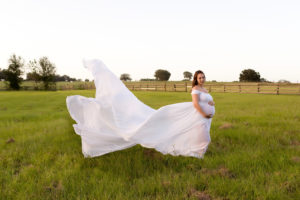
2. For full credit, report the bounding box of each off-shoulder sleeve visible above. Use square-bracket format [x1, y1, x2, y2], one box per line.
[191, 89, 200, 94]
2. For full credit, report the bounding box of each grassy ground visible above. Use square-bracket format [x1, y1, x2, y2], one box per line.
[0, 90, 299, 200]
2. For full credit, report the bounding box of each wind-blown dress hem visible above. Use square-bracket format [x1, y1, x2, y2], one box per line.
[66, 59, 214, 158]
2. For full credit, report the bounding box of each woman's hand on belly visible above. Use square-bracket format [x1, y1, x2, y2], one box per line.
[208, 101, 215, 106]
[199, 102, 215, 118]
[205, 114, 213, 118]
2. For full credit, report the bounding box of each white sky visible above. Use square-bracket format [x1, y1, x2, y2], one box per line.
[0, 0, 299, 82]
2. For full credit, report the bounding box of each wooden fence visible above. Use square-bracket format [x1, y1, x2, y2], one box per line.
[123, 82, 300, 95]
[1, 82, 300, 95]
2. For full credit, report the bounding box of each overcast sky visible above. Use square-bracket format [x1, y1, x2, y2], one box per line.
[0, 0, 299, 82]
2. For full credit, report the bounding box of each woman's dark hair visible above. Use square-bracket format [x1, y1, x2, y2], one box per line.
[192, 70, 205, 88]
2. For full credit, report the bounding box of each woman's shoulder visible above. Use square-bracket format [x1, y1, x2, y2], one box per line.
[191, 89, 200, 94]
[192, 86, 200, 91]
[192, 86, 208, 93]
[191, 86, 201, 94]
[191, 86, 198, 91]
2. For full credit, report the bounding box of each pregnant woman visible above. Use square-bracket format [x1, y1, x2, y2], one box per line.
[66, 59, 215, 159]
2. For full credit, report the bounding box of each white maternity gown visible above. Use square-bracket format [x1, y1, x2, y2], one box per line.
[66, 59, 215, 159]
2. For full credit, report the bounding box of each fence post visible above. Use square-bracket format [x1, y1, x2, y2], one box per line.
[224, 85, 226, 93]
[277, 84, 279, 95]
[164, 83, 166, 92]
[185, 82, 187, 92]
[174, 84, 176, 92]
[209, 85, 211, 92]
[239, 85, 241, 93]
[133, 85, 135, 91]
[257, 84, 260, 93]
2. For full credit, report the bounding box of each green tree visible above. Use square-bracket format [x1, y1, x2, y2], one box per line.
[0, 68, 6, 80]
[36, 57, 56, 90]
[3, 54, 25, 90]
[26, 72, 39, 81]
[26, 59, 41, 89]
[183, 71, 192, 80]
[239, 69, 261, 82]
[154, 69, 171, 81]
[260, 78, 269, 82]
[120, 73, 132, 81]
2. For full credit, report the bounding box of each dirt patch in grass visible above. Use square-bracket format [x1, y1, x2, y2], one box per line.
[162, 181, 171, 187]
[291, 156, 300, 163]
[290, 139, 300, 146]
[243, 121, 251, 126]
[6, 138, 15, 144]
[200, 166, 236, 179]
[281, 181, 297, 193]
[45, 180, 64, 192]
[188, 188, 211, 200]
[219, 123, 233, 129]
[143, 148, 163, 160]
[0, 106, 7, 111]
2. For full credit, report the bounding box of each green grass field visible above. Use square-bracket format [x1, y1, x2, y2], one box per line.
[0, 91, 299, 200]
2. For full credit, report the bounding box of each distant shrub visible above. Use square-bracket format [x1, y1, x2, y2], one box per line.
[239, 69, 260, 82]
[278, 79, 291, 84]
[120, 73, 132, 81]
[183, 71, 192, 80]
[140, 78, 156, 81]
[154, 69, 171, 81]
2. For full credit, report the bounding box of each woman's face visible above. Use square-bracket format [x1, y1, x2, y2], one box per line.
[197, 73, 205, 85]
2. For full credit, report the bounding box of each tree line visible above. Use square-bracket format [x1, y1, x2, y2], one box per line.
[120, 68, 270, 83]
[1, 54, 280, 91]
[0, 54, 87, 90]
[120, 70, 193, 81]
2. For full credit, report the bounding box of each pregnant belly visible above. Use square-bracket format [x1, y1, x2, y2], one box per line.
[199, 102, 215, 116]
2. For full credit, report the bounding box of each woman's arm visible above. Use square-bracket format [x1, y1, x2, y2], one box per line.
[192, 94, 212, 118]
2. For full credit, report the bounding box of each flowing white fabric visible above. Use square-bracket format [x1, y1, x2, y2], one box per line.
[66, 59, 215, 158]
